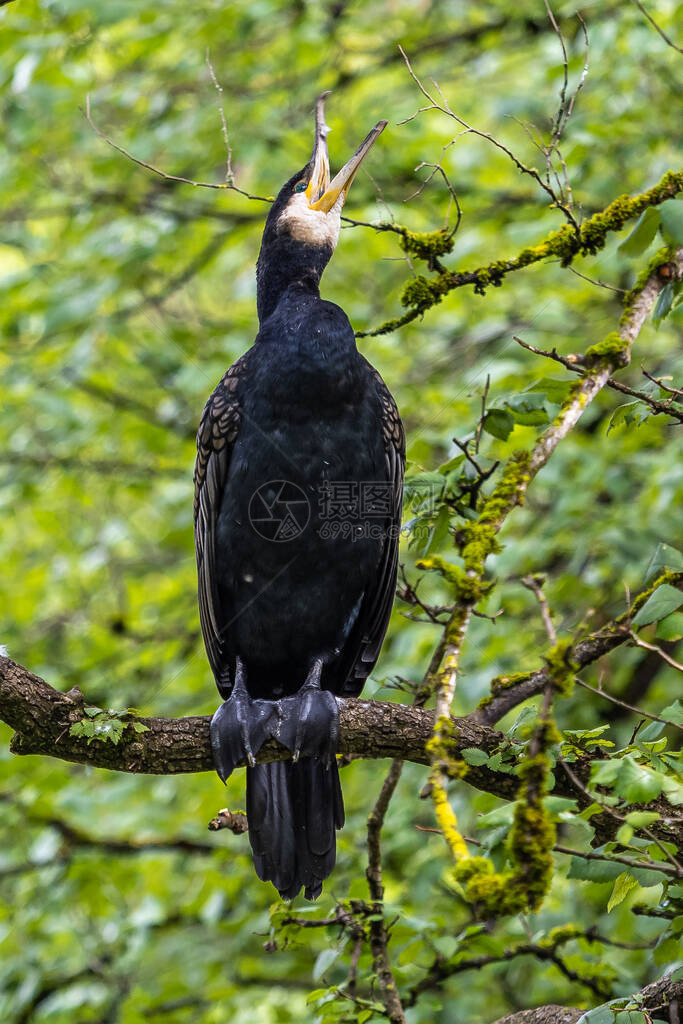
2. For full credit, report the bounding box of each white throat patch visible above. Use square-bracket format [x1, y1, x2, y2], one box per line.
[277, 192, 343, 250]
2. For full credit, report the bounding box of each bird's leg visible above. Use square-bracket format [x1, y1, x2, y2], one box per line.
[277, 657, 340, 767]
[210, 657, 278, 783]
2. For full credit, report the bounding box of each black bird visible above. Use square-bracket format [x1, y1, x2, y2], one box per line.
[194, 95, 404, 901]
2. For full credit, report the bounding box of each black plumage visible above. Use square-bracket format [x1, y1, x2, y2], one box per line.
[194, 97, 404, 900]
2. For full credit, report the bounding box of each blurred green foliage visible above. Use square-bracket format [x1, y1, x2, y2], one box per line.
[0, 0, 681, 1020]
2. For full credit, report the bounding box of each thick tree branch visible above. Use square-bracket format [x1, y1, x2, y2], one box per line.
[0, 654, 497, 774]
[362, 170, 682, 337]
[490, 971, 683, 1024]
[2, 655, 680, 849]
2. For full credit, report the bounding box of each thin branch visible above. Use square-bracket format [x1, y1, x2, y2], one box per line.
[573, 675, 683, 730]
[83, 95, 269, 202]
[630, 0, 683, 53]
[560, 759, 683, 875]
[520, 575, 557, 643]
[513, 333, 683, 425]
[629, 630, 683, 673]
[407, 930, 611, 1007]
[568, 266, 626, 293]
[205, 50, 234, 183]
[554, 843, 680, 878]
[397, 45, 580, 230]
[642, 368, 683, 397]
[366, 759, 406, 1024]
[360, 170, 682, 337]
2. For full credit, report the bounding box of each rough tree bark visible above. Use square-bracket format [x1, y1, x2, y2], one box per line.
[491, 971, 682, 1024]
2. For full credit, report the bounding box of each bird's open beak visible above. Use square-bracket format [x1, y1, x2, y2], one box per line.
[305, 93, 387, 214]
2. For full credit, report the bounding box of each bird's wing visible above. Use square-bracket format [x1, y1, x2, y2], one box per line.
[340, 361, 405, 697]
[193, 358, 245, 693]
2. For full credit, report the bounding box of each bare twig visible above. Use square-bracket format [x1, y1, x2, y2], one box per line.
[573, 675, 683, 731]
[404, 161, 463, 241]
[513, 334, 683, 425]
[406, 928, 612, 1006]
[398, 44, 580, 230]
[366, 758, 406, 1023]
[629, 631, 683, 673]
[554, 843, 680, 878]
[83, 95, 268, 202]
[641, 367, 683, 398]
[205, 50, 234, 183]
[207, 808, 249, 834]
[630, 0, 683, 53]
[569, 266, 626, 293]
[520, 575, 557, 643]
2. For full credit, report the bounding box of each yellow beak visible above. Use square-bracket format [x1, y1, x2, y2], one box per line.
[305, 93, 387, 213]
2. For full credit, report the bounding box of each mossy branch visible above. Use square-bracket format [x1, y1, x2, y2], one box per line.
[1, 656, 679, 846]
[412, 247, 682, 911]
[475, 569, 683, 725]
[359, 169, 682, 337]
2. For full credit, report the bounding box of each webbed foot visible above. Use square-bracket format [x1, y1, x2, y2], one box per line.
[210, 658, 277, 782]
[277, 658, 339, 766]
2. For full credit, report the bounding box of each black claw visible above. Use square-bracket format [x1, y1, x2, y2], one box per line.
[210, 694, 277, 781]
[277, 671, 339, 765]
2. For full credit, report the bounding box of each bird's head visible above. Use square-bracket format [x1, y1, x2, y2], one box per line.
[256, 94, 387, 322]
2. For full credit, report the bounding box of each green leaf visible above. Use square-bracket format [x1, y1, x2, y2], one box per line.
[577, 1003, 621, 1024]
[656, 611, 683, 641]
[505, 392, 549, 426]
[637, 719, 666, 742]
[645, 542, 683, 581]
[616, 824, 633, 845]
[659, 198, 683, 246]
[437, 455, 465, 475]
[526, 377, 572, 404]
[652, 282, 674, 328]
[614, 756, 664, 803]
[482, 408, 515, 441]
[313, 948, 340, 982]
[625, 811, 660, 828]
[661, 775, 683, 806]
[632, 584, 683, 626]
[131, 721, 150, 734]
[607, 872, 639, 911]
[660, 700, 683, 726]
[432, 935, 459, 958]
[617, 206, 660, 256]
[591, 759, 621, 786]
[476, 803, 516, 829]
[567, 856, 622, 883]
[460, 747, 489, 766]
[69, 720, 95, 740]
[607, 401, 642, 434]
[306, 989, 329, 1004]
[654, 936, 682, 968]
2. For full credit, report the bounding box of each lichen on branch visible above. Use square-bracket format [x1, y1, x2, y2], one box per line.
[360, 169, 682, 337]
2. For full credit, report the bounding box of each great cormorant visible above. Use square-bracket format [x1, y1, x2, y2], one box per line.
[194, 95, 405, 900]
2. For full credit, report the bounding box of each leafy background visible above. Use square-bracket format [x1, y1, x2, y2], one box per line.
[0, 0, 681, 1021]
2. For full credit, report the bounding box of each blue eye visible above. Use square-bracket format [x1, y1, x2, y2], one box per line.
[294, 182, 307, 193]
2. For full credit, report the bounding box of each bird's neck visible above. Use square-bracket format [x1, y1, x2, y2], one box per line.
[256, 239, 332, 323]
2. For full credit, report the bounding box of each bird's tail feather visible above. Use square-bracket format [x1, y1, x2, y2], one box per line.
[246, 758, 344, 901]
